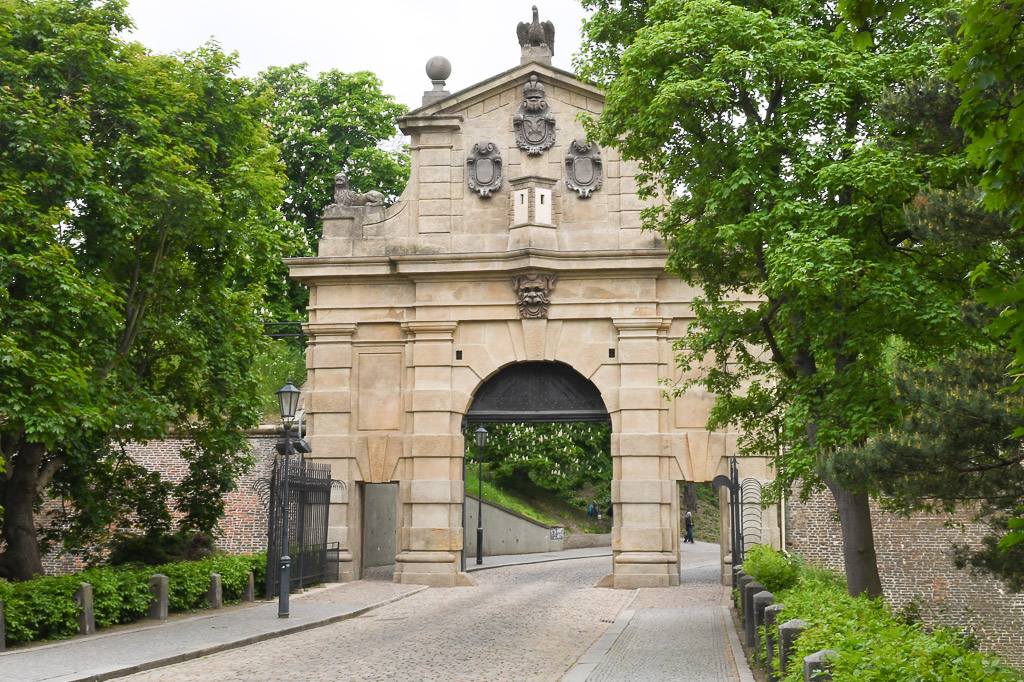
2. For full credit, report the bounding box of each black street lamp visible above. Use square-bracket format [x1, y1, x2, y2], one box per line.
[474, 426, 488, 565]
[276, 380, 301, 619]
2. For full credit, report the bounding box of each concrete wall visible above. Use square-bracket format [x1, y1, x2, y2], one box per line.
[363, 483, 399, 568]
[788, 487, 1024, 670]
[463, 494, 564, 557]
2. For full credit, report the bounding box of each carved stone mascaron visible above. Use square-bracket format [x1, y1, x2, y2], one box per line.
[513, 76, 556, 156]
[565, 139, 603, 198]
[466, 142, 503, 198]
[512, 272, 557, 319]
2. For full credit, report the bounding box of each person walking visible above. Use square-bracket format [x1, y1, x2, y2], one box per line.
[684, 510, 694, 544]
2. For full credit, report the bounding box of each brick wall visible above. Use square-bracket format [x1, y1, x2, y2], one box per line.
[41, 432, 277, 574]
[788, 487, 1024, 669]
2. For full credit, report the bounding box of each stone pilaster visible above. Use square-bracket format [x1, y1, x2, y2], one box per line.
[609, 318, 679, 588]
[304, 323, 359, 581]
[395, 322, 472, 586]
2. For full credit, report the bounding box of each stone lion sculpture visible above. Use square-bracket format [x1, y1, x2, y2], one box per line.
[331, 172, 385, 207]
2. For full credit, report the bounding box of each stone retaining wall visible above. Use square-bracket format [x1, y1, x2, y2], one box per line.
[787, 487, 1024, 668]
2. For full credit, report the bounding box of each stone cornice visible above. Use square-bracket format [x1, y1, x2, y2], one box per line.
[286, 248, 670, 284]
[303, 322, 357, 337]
[398, 114, 464, 135]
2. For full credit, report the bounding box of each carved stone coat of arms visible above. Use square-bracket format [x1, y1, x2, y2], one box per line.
[513, 75, 556, 155]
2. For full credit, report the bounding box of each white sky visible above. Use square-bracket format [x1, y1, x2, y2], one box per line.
[124, 1, 591, 111]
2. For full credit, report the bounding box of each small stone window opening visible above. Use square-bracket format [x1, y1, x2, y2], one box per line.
[609, 348, 616, 358]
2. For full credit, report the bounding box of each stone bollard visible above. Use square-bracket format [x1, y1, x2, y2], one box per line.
[0, 598, 5, 652]
[243, 571, 255, 603]
[148, 574, 169, 620]
[74, 583, 95, 635]
[752, 590, 774, 660]
[743, 580, 765, 646]
[778, 619, 809, 676]
[734, 568, 746, 608]
[737, 574, 753, 616]
[764, 603, 785, 682]
[207, 573, 223, 609]
[803, 649, 837, 681]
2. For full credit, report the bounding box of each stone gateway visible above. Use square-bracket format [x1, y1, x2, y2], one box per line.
[285, 11, 772, 588]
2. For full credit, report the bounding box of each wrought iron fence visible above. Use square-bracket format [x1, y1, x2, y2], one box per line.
[264, 457, 337, 599]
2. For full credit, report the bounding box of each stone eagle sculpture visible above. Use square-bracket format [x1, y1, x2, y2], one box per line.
[517, 6, 555, 56]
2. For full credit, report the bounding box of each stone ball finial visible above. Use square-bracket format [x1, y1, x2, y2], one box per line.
[426, 56, 452, 84]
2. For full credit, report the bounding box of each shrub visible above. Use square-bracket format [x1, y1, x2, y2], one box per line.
[154, 553, 265, 611]
[741, 544, 799, 593]
[79, 565, 151, 628]
[0, 574, 81, 643]
[0, 551, 266, 647]
[771, 569, 1022, 681]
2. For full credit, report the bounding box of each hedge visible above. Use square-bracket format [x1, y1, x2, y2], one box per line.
[741, 546, 1022, 681]
[0, 552, 266, 646]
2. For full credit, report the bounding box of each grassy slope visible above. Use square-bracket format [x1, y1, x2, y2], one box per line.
[689, 482, 722, 544]
[465, 468, 611, 534]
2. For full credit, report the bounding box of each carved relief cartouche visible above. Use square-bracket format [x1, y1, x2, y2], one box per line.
[513, 75, 556, 156]
[565, 139, 603, 198]
[466, 142, 503, 198]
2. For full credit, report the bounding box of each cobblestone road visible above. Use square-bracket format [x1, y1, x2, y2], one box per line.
[125, 557, 632, 682]
[123, 543, 743, 682]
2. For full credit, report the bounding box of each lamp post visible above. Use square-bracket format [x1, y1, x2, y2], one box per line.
[474, 426, 488, 565]
[276, 380, 301, 619]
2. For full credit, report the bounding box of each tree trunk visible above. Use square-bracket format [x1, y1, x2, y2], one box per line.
[683, 481, 697, 512]
[825, 479, 883, 599]
[0, 442, 46, 580]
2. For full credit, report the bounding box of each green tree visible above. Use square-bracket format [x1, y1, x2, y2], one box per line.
[851, 346, 1024, 589]
[843, 0, 1024, 575]
[836, 70, 1024, 588]
[577, 0, 976, 597]
[253, 65, 409, 321]
[470, 422, 612, 509]
[952, 0, 1024, 555]
[0, 0, 286, 579]
[952, 0, 1024, 229]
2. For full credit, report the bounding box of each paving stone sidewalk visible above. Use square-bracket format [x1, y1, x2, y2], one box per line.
[0, 579, 422, 682]
[562, 541, 755, 682]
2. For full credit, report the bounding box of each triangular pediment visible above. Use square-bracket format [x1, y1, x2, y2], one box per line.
[404, 61, 603, 122]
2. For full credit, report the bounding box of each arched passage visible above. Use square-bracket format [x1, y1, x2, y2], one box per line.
[462, 361, 612, 572]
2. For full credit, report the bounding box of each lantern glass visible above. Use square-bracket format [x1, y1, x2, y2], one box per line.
[276, 380, 301, 422]
[474, 426, 488, 449]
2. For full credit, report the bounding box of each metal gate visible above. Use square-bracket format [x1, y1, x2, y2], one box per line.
[265, 457, 338, 599]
